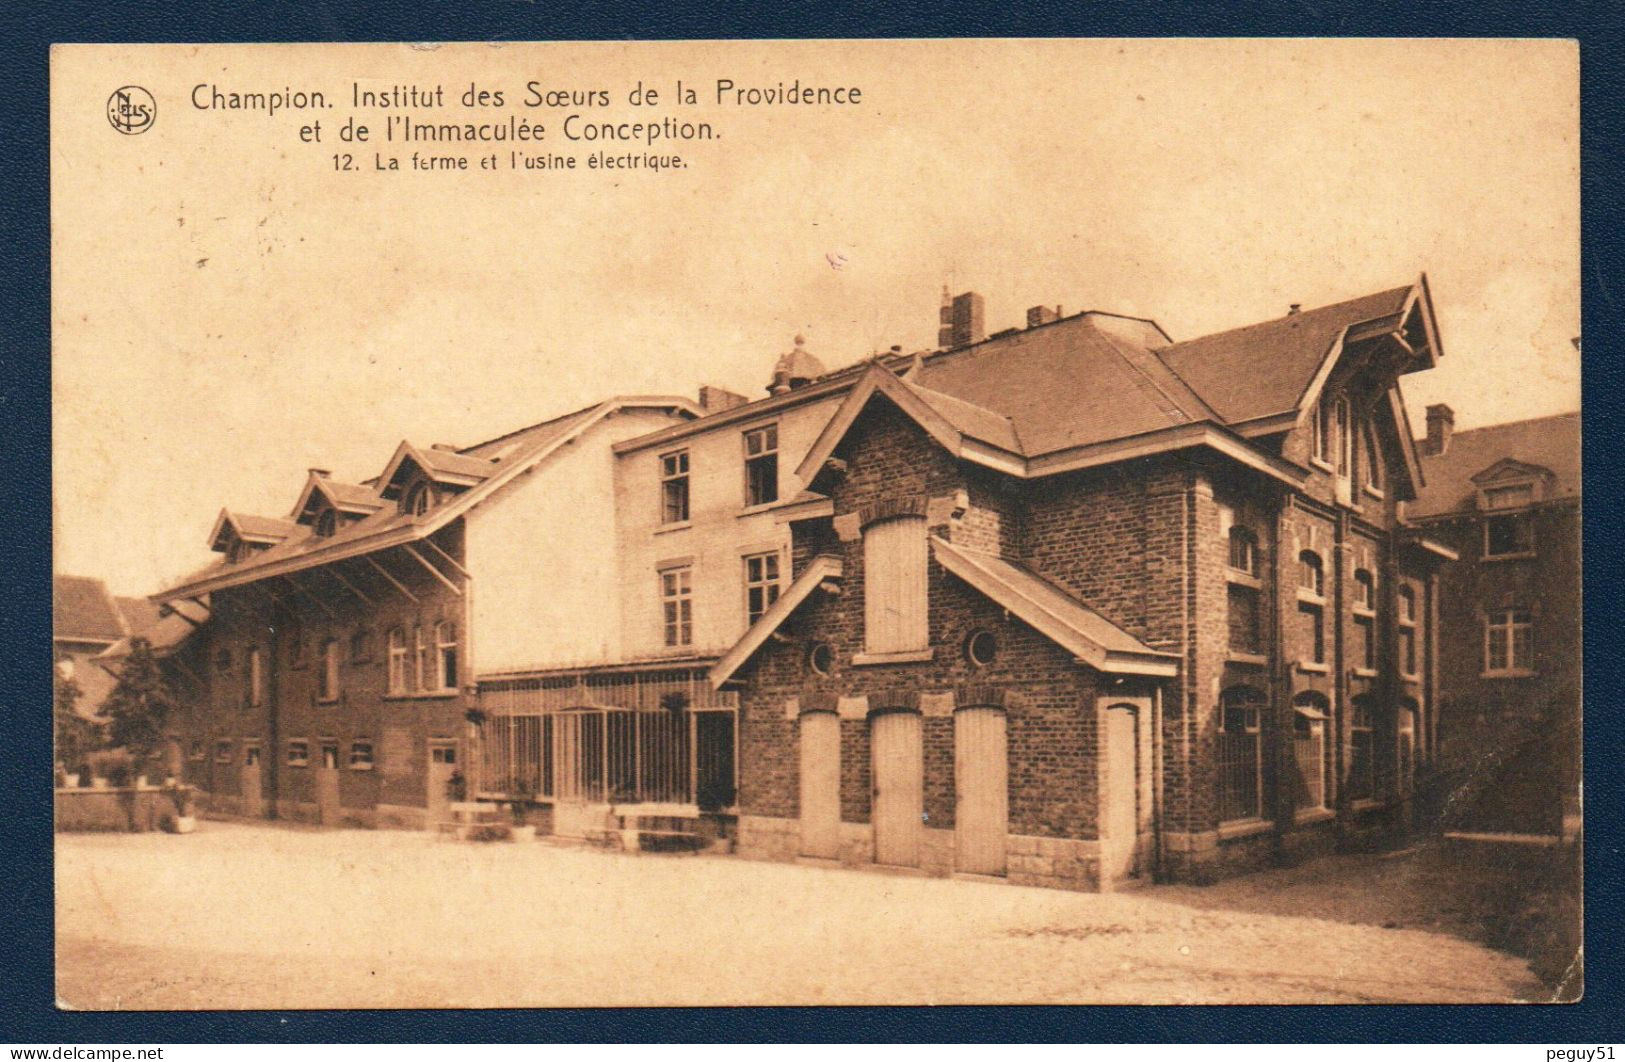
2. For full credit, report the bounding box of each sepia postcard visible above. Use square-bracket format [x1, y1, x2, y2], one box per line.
[51, 39, 1581, 1009]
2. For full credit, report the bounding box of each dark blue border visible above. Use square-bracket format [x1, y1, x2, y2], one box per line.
[5, 0, 1621, 1044]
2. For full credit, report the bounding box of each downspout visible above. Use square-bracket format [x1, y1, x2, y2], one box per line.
[1151, 684, 1165, 880]
[265, 607, 281, 821]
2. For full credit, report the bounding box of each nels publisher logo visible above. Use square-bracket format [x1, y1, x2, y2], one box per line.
[107, 86, 156, 135]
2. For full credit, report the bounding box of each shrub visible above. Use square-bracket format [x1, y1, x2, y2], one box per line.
[468, 824, 511, 842]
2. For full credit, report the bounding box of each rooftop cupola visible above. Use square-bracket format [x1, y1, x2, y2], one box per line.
[767, 334, 828, 395]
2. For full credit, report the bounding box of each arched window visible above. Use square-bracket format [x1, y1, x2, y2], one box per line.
[403, 481, 432, 517]
[1228, 526, 1258, 575]
[319, 638, 340, 702]
[1217, 686, 1265, 823]
[1298, 550, 1324, 597]
[386, 627, 408, 694]
[1291, 692, 1330, 812]
[413, 624, 432, 692]
[435, 621, 458, 692]
[315, 508, 338, 538]
[1353, 569, 1375, 610]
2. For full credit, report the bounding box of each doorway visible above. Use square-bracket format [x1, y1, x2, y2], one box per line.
[427, 741, 459, 827]
[954, 706, 1009, 875]
[1101, 704, 1141, 883]
[871, 710, 923, 867]
[799, 710, 840, 859]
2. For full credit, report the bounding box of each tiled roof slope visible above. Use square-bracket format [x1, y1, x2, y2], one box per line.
[54, 575, 127, 643]
[1153, 287, 1414, 425]
[1410, 412, 1580, 520]
[114, 596, 164, 638]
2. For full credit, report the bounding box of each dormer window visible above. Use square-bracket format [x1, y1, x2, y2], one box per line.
[227, 538, 251, 565]
[315, 509, 338, 538]
[1483, 483, 1535, 511]
[404, 481, 432, 517]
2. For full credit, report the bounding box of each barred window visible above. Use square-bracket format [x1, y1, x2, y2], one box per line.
[1217, 686, 1265, 823]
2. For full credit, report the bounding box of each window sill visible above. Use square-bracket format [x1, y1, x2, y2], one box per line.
[1481, 669, 1538, 680]
[288, 762, 309, 769]
[737, 502, 781, 519]
[382, 691, 460, 701]
[1294, 807, 1336, 826]
[1363, 485, 1386, 501]
[317, 697, 340, 706]
[1352, 606, 1376, 619]
[349, 764, 375, 772]
[1351, 667, 1378, 679]
[1226, 570, 1262, 590]
[1483, 552, 1536, 563]
[1296, 590, 1327, 606]
[1226, 651, 1269, 667]
[1309, 457, 1335, 474]
[1402, 672, 1422, 684]
[1218, 818, 1271, 841]
[654, 521, 692, 535]
[1296, 661, 1330, 674]
[1352, 798, 1384, 814]
[851, 649, 934, 667]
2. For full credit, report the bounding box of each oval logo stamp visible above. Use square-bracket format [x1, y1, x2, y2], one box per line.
[107, 86, 156, 135]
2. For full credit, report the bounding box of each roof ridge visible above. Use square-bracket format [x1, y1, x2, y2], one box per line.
[1416, 409, 1581, 442]
[457, 399, 609, 455]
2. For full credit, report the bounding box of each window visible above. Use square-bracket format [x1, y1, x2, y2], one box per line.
[1299, 603, 1326, 665]
[743, 552, 781, 626]
[414, 624, 432, 691]
[1228, 526, 1258, 576]
[1485, 608, 1534, 675]
[404, 481, 432, 517]
[349, 628, 371, 663]
[435, 621, 459, 692]
[807, 642, 835, 676]
[1348, 695, 1376, 802]
[1485, 512, 1534, 558]
[246, 647, 265, 708]
[214, 740, 233, 763]
[315, 509, 338, 537]
[1227, 583, 1262, 654]
[244, 744, 261, 767]
[1353, 569, 1375, 611]
[1292, 693, 1330, 812]
[319, 638, 340, 702]
[349, 741, 375, 770]
[661, 567, 693, 648]
[660, 450, 690, 524]
[862, 516, 929, 655]
[1399, 585, 1418, 676]
[1397, 702, 1418, 795]
[1298, 551, 1324, 597]
[965, 630, 998, 668]
[743, 424, 779, 507]
[1217, 686, 1265, 823]
[287, 741, 310, 767]
[387, 627, 408, 694]
[321, 743, 340, 769]
[1312, 402, 1329, 464]
[1355, 614, 1375, 671]
[1363, 422, 1384, 492]
[286, 622, 306, 668]
[215, 648, 232, 673]
[1334, 396, 1353, 478]
[431, 745, 457, 765]
[188, 740, 205, 761]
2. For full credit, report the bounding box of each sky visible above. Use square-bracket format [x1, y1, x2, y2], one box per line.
[52, 40, 1579, 595]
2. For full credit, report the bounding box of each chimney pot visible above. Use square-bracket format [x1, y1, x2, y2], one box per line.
[938, 291, 986, 348]
[1288, 304, 1302, 316]
[308, 468, 331, 479]
[1027, 304, 1061, 328]
[1425, 403, 1455, 455]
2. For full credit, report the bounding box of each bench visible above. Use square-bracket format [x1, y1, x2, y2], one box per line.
[609, 803, 705, 853]
[436, 800, 503, 839]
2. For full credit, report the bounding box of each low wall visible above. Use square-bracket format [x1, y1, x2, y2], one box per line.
[55, 787, 174, 832]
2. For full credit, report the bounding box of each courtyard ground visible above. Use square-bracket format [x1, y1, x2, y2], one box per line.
[56, 821, 1551, 1008]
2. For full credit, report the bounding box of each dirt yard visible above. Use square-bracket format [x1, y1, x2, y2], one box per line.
[55, 822, 1548, 1008]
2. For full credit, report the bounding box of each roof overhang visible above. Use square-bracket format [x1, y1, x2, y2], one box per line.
[206, 508, 293, 552]
[290, 473, 384, 524]
[1403, 535, 1460, 563]
[931, 537, 1180, 678]
[709, 555, 843, 688]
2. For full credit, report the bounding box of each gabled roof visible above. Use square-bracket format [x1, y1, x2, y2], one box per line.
[377, 441, 498, 500]
[710, 554, 843, 687]
[207, 510, 299, 551]
[1154, 285, 1419, 426]
[159, 395, 702, 602]
[290, 474, 384, 524]
[54, 574, 127, 644]
[98, 601, 211, 663]
[1409, 412, 1580, 520]
[930, 537, 1179, 677]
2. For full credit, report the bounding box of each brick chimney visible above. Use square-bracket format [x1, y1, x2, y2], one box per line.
[938, 290, 986, 348]
[1425, 403, 1455, 455]
[698, 385, 748, 414]
[308, 467, 331, 479]
[1027, 305, 1062, 328]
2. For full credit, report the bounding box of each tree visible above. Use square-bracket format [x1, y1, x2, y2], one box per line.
[102, 638, 177, 765]
[54, 666, 97, 770]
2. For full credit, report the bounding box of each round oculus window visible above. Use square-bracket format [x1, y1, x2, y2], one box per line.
[808, 642, 835, 676]
[965, 630, 998, 667]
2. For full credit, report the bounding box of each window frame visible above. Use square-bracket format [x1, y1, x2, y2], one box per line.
[661, 566, 694, 648]
[743, 551, 782, 627]
[1484, 511, 1535, 559]
[287, 740, 310, 767]
[386, 627, 409, 695]
[435, 620, 459, 693]
[1217, 686, 1266, 824]
[404, 480, 432, 517]
[318, 637, 341, 703]
[214, 740, 234, 764]
[859, 514, 930, 659]
[413, 624, 431, 692]
[1291, 693, 1330, 813]
[315, 508, 339, 538]
[742, 424, 780, 508]
[660, 449, 691, 525]
[1363, 420, 1385, 495]
[246, 646, 265, 708]
[1484, 607, 1535, 676]
[1227, 526, 1259, 577]
[348, 741, 375, 771]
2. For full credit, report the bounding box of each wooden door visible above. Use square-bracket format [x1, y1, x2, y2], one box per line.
[871, 711, 923, 867]
[954, 707, 1009, 875]
[799, 711, 841, 859]
[240, 744, 263, 818]
[315, 743, 341, 825]
[427, 742, 458, 828]
[1102, 705, 1140, 882]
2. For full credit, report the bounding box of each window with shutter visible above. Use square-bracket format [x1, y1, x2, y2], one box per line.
[863, 516, 928, 654]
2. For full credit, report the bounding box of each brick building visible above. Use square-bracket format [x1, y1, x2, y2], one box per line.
[710, 280, 1455, 888]
[151, 397, 702, 827]
[1408, 408, 1581, 839]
